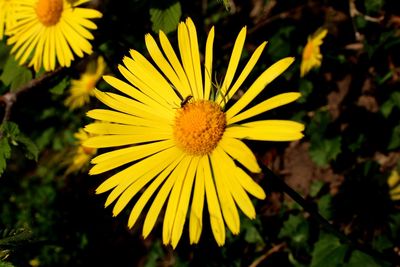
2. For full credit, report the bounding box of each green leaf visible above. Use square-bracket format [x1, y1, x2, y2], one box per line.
[345, 250, 389, 267]
[218, 0, 231, 11]
[317, 194, 333, 220]
[15, 134, 39, 161]
[372, 235, 393, 252]
[149, 1, 181, 34]
[309, 137, 342, 167]
[365, 0, 384, 14]
[0, 41, 11, 70]
[388, 124, 400, 150]
[310, 234, 349, 267]
[309, 180, 324, 197]
[279, 214, 309, 248]
[0, 56, 32, 91]
[298, 79, 313, 104]
[0, 138, 11, 176]
[50, 78, 69, 95]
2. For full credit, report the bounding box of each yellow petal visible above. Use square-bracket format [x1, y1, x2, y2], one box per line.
[203, 155, 226, 246]
[204, 26, 215, 101]
[228, 92, 301, 124]
[234, 167, 266, 199]
[210, 148, 240, 235]
[218, 137, 261, 173]
[225, 120, 304, 141]
[171, 156, 200, 248]
[189, 156, 206, 244]
[219, 27, 246, 102]
[128, 154, 184, 229]
[226, 57, 295, 119]
[217, 41, 267, 107]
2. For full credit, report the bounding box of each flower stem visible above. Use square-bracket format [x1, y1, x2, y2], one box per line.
[261, 164, 391, 264]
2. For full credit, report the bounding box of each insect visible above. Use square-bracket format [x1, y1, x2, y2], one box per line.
[180, 95, 193, 107]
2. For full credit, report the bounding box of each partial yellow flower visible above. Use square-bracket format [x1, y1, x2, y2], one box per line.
[65, 128, 97, 174]
[64, 56, 106, 110]
[388, 169, 400, 201]
[0, 0, 17, 39]
[6, 0, 102, 72]
[300, 28, 328, 77]
[84, 17, 304, 248]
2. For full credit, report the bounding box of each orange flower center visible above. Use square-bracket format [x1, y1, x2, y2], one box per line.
[82, 145, 96, 155]
[173, 100, 226, 156]
[303, 42, 314, 60]
[35, 0, 64, 26]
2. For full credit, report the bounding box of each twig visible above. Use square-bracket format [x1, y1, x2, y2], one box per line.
[0, 67, 64, 137]
[249, 242, 286, 267]
[261, 163, 391, 264]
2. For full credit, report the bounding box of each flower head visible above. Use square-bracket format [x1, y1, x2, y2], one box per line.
[6, 0, 102, 72]
[65, 128, 97, 174]
[388, 169, 400, 201]
[64, 56, 106, 110]
[0, 0, 17, 39]
[300, 28, 327, 77]
[84, 18, 304, 248]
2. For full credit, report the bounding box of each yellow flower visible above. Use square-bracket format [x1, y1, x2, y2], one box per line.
[64, 56, 106, 110]
[300, 28, 328, 77]
[388, 169, 400, 201]
[6, 0, 102, 72]
[65, 128, 97, 174]
[84, 17, 304, 248]
[0, 0, 17, 39]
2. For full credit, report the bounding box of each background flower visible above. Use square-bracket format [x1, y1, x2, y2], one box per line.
[64, 56, 106, 110]
[6, 0, 102, 72]
[0, 0, 17, 39]
[300, 28, 328, 77]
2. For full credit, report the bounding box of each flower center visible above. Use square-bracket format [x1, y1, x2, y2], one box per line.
[82, 145, 96, 155]
[173, 100, 226, 156]
[303, 42, 314, 60]
[35, 0, 63, 26]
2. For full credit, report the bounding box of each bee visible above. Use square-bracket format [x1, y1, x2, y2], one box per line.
[180, 95, 193, 107]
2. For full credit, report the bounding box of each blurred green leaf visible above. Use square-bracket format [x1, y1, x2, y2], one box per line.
[50, 78, 69, 95]
[309, 180, 324, 197]
[14, 134, 39, 161]
[0, 42, 11, 70]
[150, 1, 181, 34]
[345, 250, 388, 267]
[279, 214, 309, 248]
[317, 194, 333, 220]
[0, 57, 32, 92]
[0, 138, 11, 177]
[218, 0, 231, 11]
[309, 137, 342, 167]
[0, 260, 15, 267]
[144, 240, 164, 267]
[365, 0, 384, 14]
[372, 235, 392, 252]
[388, 124, 400, 150]
[310, 234, 349, 267]
[298, 79, 313, 104]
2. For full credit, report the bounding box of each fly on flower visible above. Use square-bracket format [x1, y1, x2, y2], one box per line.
[83, 17, 304, 248]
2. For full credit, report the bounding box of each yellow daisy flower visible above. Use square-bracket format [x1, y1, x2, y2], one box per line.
[0, 0, 17, 39]
[300, 28, 328, 77]
[6, 0, 102, 72]
[84, 17, 304, 248]
[388, 169, 400, 201]
[65, 128, 97, 174]
[64, 56, 106, 110]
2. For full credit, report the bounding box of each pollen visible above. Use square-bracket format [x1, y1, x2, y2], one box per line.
[173, 100, 226, 156]
[35, 0, 64, 26]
